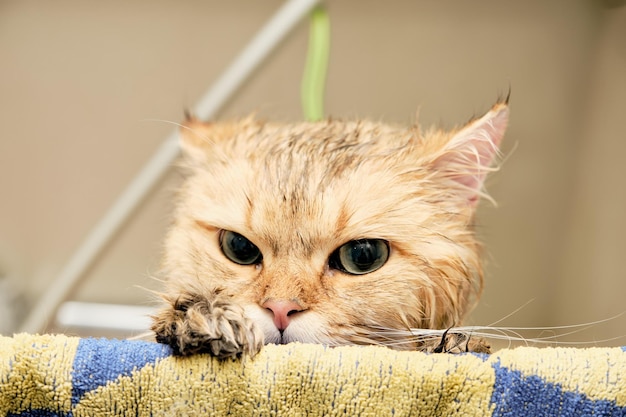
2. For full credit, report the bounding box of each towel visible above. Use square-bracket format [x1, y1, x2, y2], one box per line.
[1, 333, 625, 416]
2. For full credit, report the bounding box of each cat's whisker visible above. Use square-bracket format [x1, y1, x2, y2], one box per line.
[454, 326, 582, 341]
[441, 316, 625, 345]
[471, 331, 626, 346]
[127, 331, 154, 341]
[367, 314, 626, 349]
[485, 299, 537, 327]
[485, 312, 625, 331]
[141, 118, 188, 130]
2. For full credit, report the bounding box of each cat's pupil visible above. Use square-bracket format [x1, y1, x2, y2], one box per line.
[220, 230, 263, 265]
[331, 239, 389, 275]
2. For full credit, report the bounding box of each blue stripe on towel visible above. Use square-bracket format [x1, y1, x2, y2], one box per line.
[490, 361, 626, 416]
[8, 411, 69, 417]
[71, 338, 171, 405]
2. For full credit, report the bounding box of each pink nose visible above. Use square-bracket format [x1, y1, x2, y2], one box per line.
[262, 300, 305, 331]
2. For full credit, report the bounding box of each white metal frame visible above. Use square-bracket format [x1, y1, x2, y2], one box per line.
[20, 0, 322, 333]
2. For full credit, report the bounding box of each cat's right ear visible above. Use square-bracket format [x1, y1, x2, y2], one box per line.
[179, 117, 255, 163]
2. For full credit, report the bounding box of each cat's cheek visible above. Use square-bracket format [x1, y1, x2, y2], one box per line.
[282, 313, 330, 345]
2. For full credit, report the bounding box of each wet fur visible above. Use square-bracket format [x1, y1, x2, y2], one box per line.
[151, 102, 509, 358]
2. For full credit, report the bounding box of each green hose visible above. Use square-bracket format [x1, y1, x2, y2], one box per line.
[301, 7, 330, 122]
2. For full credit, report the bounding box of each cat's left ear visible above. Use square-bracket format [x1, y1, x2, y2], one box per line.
[433, 102, 509, 207]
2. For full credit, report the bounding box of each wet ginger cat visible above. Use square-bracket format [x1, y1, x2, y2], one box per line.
[151, 101, 509, 358]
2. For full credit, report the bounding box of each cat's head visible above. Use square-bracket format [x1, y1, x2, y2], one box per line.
[162, 102, 508, 349]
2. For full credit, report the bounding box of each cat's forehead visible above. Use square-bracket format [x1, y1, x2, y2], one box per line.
[231, 119, 416, 161]
[181, 117, 444, 182]
[237, 121, 425, 203]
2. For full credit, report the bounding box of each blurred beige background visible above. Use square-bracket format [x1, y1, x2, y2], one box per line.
[1, 1, 625, 345]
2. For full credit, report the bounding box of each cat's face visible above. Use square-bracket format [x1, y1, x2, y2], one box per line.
[162, 103, 508, 349]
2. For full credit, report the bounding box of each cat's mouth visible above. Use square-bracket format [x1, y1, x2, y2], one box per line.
[272, 334, 291, 345]
[261, 320, 330, 346]
[264, 330, 304, 345]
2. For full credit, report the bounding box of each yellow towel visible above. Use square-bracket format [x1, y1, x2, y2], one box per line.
[1, 333, 625, 416]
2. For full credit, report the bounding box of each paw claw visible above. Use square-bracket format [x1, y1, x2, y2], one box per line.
[152, 293, 263, 359]
[419, 332, 491, 354]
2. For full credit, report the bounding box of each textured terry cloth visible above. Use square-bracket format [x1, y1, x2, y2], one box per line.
[1, 334, 626, 416]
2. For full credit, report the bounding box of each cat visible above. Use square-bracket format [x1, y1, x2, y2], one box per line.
[151, 100, 509, 358]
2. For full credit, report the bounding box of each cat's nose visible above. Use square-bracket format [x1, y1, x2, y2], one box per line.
[262, 300, 305, 331]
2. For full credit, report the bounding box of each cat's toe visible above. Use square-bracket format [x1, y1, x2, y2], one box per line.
[464, 336, 491, 354]
[152, 294, 264, 359]
[419, 332, 491, 354]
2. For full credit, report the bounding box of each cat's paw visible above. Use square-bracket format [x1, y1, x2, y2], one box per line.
[151, 292, 264, 359]
[419, 331, 491, 354]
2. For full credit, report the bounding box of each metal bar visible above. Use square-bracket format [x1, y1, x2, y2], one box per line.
[20, 0, 321, 333]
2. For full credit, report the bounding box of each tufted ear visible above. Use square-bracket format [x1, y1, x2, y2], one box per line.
[178, 117, 213, 162]
[433, 102, 509, 207]
[179, 115, 261, 163]
[178, 117, 244, 163]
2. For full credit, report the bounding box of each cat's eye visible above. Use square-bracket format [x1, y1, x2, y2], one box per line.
[329, 239, 389, 275]
[219, 230, 263, 265]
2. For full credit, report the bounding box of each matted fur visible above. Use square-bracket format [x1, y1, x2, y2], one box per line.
[151, 102, 509, 358]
